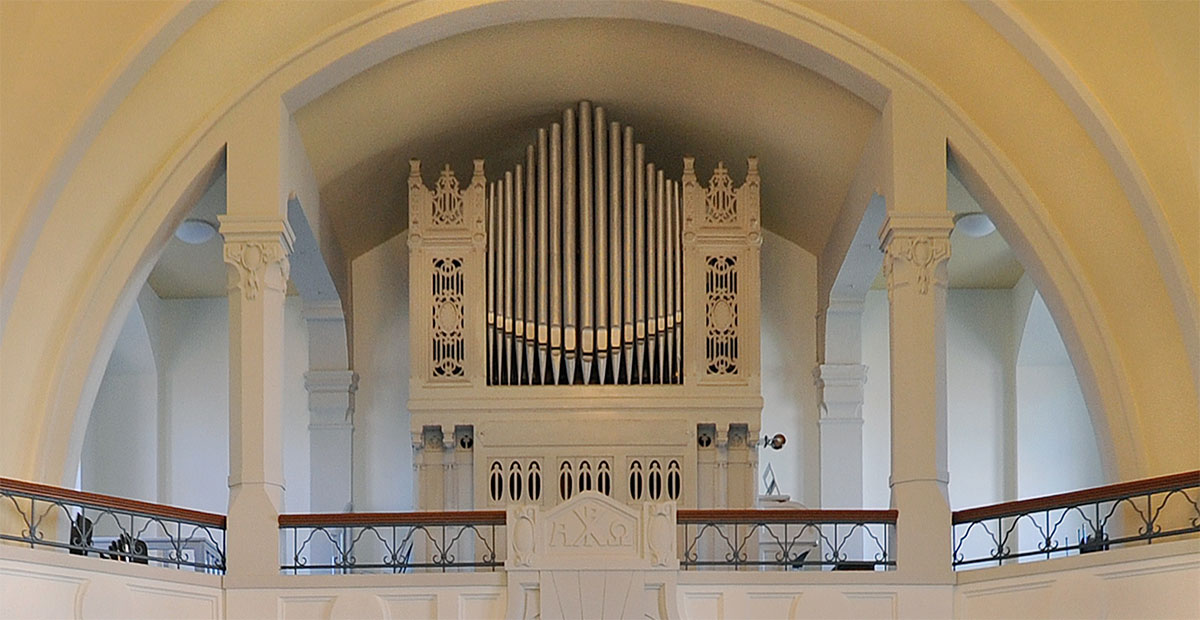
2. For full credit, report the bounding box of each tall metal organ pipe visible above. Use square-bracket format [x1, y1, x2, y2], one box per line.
[486, 101, 683, 385]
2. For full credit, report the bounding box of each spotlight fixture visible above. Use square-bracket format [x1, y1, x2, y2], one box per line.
[174, 218, 218, 245]
[953, 212, 996, 238]
[761, 433, 787, 450]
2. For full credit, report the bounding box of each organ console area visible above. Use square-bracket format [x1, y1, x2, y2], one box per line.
[407, 101, 764, 511]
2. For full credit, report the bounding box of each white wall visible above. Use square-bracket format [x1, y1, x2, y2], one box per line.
[863, 287, 1017, 510]
[861, 290, 891, 509]
[759, 230, 819, 505]
[945, 290, 1012, 509]
[1016, 290, 1103, 499]
[351, 232, 413, 511]
[80, 300, 158, 503]
[861, 284, 1102, 512]
[82, 290, 311, 514]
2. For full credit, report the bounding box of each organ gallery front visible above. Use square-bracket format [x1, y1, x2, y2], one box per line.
[408, 102, 763, 511]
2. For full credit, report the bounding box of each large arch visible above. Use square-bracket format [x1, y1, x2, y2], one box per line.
[3, 1, 1193, 489]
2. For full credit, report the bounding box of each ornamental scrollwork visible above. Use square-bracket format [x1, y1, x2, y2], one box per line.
[224, 241, 290, 300]
[882, 235, 950, 296]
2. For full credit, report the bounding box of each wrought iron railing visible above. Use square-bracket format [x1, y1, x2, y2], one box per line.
[952, 470, 1200, 569]
[279, 510, 506, 574]
[0, 477, 226, 573]
[677, 509, 897, 570]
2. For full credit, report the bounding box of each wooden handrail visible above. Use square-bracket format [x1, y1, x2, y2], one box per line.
[678, 508, 897, 524]
[279, 510, 507, 528]
[953, 470, 1200, 523]
[0, 477, 226, 528]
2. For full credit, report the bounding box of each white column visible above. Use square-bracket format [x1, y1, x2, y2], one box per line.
[879, 89, 955, 583]
[880, 214, 954, 580]
[302, 301, 357, 513]
[220, 215, 294, 578]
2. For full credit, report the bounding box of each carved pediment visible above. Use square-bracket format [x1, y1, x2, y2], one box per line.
[506, 491, 677, 570]
[544, 491, 639, 555]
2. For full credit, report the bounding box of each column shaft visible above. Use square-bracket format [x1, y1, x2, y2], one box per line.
[220, 215, 294, 578]
[881, 213, 954, 581]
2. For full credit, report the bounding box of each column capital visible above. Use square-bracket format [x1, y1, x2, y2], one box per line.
[879, 213, 954, 297]
[220, 215, 295, 300]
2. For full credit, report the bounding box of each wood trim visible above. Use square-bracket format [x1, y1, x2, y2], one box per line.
[953, 470, 1200, 523]
[0, 477, 226, 528]
[279, 510, 507, 528]
[678, 509, 897, 524]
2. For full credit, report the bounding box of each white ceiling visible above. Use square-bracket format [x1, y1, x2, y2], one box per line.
[147, 171, 227, 299]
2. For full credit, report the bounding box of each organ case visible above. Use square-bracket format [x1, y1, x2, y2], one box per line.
[408, 102, 763, 511]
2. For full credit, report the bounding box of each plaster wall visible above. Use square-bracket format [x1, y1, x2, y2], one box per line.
[80, 300, 158, 504]
[861, 287, 1098, 511]
[81, 292, 311, 514]
[758, 230, 819, 505]
[1017, 291, 1103, 499]
[350, 232, 413, 511]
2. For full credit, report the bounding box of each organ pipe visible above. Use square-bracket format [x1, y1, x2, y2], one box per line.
[485, 101, 684, 385]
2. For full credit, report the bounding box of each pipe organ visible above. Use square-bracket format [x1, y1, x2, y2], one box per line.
[408, 102, 764, 511]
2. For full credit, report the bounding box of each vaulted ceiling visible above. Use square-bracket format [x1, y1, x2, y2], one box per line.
[293, 18, 879, 263]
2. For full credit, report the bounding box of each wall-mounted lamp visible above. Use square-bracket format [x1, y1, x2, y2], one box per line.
[761, 433, 786, 450]
[174, 218, 218, 245]
[953, 212, 996, 238]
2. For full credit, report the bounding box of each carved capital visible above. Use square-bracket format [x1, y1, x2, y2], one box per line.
[878, 213, 954, 297]
[219, 216, 294, 300]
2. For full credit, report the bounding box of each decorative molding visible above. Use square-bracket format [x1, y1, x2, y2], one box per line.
[644, 502, 677, 567]
[882, 235, 951, 295]
[878, 213, 954, 297]
[218, 216, 295, 300]
[510, 505, 537, 567]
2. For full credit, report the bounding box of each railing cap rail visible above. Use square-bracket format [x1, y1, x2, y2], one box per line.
[952, 469, 1200, 523]
[0, 477, 226, 528]
[678, 508, 897, 524]
[279, 510, 507, 527]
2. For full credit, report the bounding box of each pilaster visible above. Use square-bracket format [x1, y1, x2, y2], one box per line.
[302, 300, 355, 513]
[305, 369, 357, 512]
[816, 363, 867, 510]
[220, 215, 294, 579]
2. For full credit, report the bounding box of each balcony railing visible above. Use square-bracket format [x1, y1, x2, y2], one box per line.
[279, 510, 506, 574]
[952, 470, 1200, 569]
[677, 509, 897, 570]
[0, 477, 226, 573]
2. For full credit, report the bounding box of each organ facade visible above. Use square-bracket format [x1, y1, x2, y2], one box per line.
[408, 101, 763, 511]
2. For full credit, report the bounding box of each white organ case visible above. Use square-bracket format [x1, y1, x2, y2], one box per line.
[408, 102, 763, 511]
